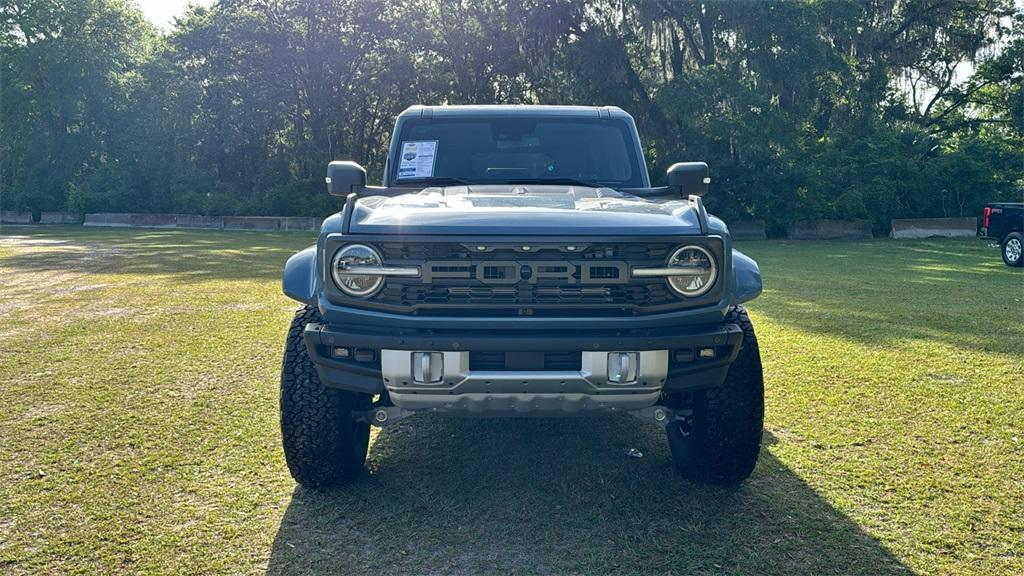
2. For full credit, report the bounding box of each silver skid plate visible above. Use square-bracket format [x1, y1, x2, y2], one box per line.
[380, 350, 668, 415]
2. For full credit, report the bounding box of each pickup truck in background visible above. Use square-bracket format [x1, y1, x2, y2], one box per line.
[978, 202, 1024, 267]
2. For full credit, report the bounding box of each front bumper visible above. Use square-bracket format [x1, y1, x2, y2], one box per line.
[380, 349, 668, 414]
[303, 321, 744, 414]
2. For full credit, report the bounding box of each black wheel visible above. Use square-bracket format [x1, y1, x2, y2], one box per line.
[1002, 232, 1023, 267]
[666, 306, 764, 484]
[280, 305, 371, 487]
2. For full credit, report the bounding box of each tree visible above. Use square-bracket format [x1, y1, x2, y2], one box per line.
[1, 0, 1019, 229]
[1, 0, 155, 213]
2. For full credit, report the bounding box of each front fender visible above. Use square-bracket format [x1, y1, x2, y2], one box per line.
[282, 246, 318, 305]
[732, 249, 762, 304]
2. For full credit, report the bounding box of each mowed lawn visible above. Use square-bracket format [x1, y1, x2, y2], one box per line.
[0, 226, 1021, 576]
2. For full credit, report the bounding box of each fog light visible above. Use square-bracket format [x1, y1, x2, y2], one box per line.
[412, 352, 443, 384]
[699, 347, 716, 359]
[607, 352, 639, 384]
[332, 347, 351, 359]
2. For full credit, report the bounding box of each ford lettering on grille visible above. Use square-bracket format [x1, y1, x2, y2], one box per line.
[420, 260, 628, 285]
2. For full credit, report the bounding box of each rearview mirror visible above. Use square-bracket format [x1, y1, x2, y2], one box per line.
[666, 162, 710, 196]
[326, 161, 366, 196]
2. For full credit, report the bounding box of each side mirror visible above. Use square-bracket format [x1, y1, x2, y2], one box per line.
[666, 162, 710, 196]
[326, 161, 366, 196]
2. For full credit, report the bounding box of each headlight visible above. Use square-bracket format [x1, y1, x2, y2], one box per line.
[666, 245, 717, 297]
[331, 244, 384, 297]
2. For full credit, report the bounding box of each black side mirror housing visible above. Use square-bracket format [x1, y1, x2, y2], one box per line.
[326, 161, 366, 196]
[666, 162, 710, 196]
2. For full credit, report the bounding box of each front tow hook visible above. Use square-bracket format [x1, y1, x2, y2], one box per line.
[627, 405, 693, 427]
[354, 406, 414, 427]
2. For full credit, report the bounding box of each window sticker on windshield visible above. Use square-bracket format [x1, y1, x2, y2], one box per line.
[397, 140, 437, 179]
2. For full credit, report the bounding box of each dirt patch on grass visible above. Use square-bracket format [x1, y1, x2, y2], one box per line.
[0, 235, 130, 329]
[0, 235, 126, 274]
[19, 403, 64, 422]
[0, 237, 73, 248]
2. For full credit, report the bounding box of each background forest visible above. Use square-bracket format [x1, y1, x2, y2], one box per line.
[2, 0, 1021, 235]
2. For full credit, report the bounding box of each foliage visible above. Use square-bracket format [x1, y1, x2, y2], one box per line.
[1, 0, 1021, 231]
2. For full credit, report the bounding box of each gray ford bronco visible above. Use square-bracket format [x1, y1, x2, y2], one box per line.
[280, 105, 764, 487]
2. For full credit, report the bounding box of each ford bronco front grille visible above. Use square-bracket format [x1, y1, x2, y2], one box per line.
[328, 240, 718, 317]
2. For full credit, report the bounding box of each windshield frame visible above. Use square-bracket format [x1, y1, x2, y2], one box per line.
[384, 115, 650, 189]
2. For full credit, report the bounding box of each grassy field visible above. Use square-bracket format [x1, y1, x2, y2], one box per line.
[0, 226, 1021, 575]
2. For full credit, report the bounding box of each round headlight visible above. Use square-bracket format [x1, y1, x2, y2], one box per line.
[331, 244, 384, 297]
[666, 245, 717, 297]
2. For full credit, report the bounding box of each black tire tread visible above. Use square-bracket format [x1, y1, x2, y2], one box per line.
[280, 305, 370, 487]
[667, 306, 764, 484]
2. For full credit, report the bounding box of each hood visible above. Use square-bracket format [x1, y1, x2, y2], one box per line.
[348, 185, 702, 235]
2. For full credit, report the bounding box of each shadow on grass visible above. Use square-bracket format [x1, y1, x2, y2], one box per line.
[266, 416, 910, 575]
[0, 228, 311, 282]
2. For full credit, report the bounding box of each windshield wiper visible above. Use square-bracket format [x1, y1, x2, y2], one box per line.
[506, 177, 603, 188]
[395, 176, 473, 187]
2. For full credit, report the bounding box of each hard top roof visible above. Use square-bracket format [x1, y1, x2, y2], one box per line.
[398, 104, 632, 120]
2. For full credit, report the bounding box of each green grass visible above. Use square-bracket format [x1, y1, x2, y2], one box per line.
[0, 226, 1021, 575]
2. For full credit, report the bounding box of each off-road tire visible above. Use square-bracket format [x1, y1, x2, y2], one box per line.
[666, 306, 764, 484]
[280, 305, 371, 487]
[1002, 232, 1023, 267]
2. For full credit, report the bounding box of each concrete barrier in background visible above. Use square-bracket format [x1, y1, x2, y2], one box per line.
[39, 212, 81, 224]
[173, 214, 224, 229]
[789, 219, 873, 240]
[68, 214, 976, 240]
[890, 217, 976, 239]
[80, 213, 322, 231]
[279, 217, 318, 231]
[730, 220, 766, 240]
[1, 211, 33, 224]
[223, 216, 280, 231]
[84, 213, 134, 227]
[129, 213, 177, 228]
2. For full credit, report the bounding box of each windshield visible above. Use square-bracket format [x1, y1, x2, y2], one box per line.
[391, 117, 645, 188]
